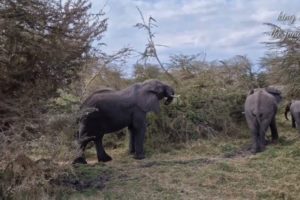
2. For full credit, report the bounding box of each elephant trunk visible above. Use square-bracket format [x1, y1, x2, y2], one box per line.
[285, 103, 291, 120]
[164, 87, 175, 105]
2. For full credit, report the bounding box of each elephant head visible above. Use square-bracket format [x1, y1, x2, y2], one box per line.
[137, 80, 175, 113]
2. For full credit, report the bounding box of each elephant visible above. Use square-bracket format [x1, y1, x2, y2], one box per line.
[285, 100, 300, 132]
[73, 79, 175, 164]
[244, 87, 282, 153]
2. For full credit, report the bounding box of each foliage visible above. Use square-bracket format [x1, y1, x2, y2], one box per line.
[144, 55, 257, 149]
[262, 13, 300, 98]
[133, 63, 162, 82]
[0, 0, 107, 98]
[0, 1, 108, 197]
[0, 0, 107, 159]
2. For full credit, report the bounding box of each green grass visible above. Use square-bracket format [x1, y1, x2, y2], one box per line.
[62, 116, 300, 200]
[3, 115, 299, 200]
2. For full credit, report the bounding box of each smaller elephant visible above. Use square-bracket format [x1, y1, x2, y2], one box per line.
[285, 100, 300, 133]
[244, 87, 282, 153]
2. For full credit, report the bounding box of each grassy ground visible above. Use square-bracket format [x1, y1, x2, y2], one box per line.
[63, 117, 300, 200]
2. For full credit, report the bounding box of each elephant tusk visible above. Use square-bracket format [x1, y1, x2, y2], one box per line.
[170, 94, 180, 98]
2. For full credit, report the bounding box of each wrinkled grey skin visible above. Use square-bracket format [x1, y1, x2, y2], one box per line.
[285, 100, 300, 133]
[244, 87, 282, 153]
[73, 80, 175, 164]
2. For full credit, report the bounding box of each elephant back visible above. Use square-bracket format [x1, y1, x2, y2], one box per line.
[291, 100, 300, 113]
[245, 88, 279, 116]
[81, 88, 115, 109]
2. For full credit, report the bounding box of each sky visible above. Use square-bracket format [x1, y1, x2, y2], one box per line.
[90, 0, 300, 75]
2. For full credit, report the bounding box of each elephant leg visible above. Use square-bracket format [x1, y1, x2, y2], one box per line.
[270, 116, 279, 142]
[258, 128, 266, 152]
[251, 128, 260, 154]
[295, 118, 300, 134]
[292, 115, 296, 128]
[94, 135, 112, 162]
[73, 122, 90, 164]
[246, 114, 259, 153]
[73, 138, 89, 164]
[258, 119, 271, 152]
[246, 114, 261, 153]
[128, 127, 135, 154]
[131, 115, 146, 160]
[134, 127, 146, 160]
[131, 121, 146, 160]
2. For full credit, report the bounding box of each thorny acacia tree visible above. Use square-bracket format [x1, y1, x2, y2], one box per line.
[0, 0, 107, 148]
[219, 55, 264, 90]
[0, 0, 107, 98]
[262, 12, 300, 97]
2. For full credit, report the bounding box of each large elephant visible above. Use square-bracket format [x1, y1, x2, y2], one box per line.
[73, 80, 175, 164]
[285, 100, 300, 132]
[244, 87, 282, 153]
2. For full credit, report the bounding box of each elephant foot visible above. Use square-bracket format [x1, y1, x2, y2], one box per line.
[134, 154, 145, 160]
[250, 148, 258, 154]
[260, 144, 266, 152]
[98, 154, 112, 162]
[129, 149, 135, 155]
[271, 139, 278, 144]
[73, 157, 87, 164]
[251, 145, 265, 154]
[251, 148, 264, 154]
[265, 139, 271, 145]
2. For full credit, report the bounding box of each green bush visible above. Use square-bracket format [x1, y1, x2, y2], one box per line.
[145, 72, 247, 150]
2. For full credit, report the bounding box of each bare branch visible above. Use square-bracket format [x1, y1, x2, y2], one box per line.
[135, 7, 178, 85]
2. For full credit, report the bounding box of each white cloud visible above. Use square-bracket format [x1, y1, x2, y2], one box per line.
[90, 0, 300, 69]
[250, 10, 278, 22]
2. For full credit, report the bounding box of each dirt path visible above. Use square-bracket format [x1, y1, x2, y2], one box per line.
[63, 140, 257, 199]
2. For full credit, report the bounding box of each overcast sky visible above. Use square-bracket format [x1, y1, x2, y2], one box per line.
[90, 0, 300, 75]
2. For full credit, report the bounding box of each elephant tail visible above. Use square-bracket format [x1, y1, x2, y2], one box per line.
[255, 113, 263, 124]
[285, 102, 291, 120]
[254, 112, 268, 142]
[251, 111, 263, 134]
[257, 114, 264, 136]
[253, 90, 263, 131]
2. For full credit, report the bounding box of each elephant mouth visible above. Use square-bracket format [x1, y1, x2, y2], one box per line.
[164, 97, 173, 105]
[164, 94, 179, 105]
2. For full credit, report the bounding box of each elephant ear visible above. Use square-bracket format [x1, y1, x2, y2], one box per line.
[247, 89, 255, 95]
[265, 87, 281, 96]
[265, 87, 282, 103]
[137, 92, 160, 113]
[136, 81, 161, 113]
